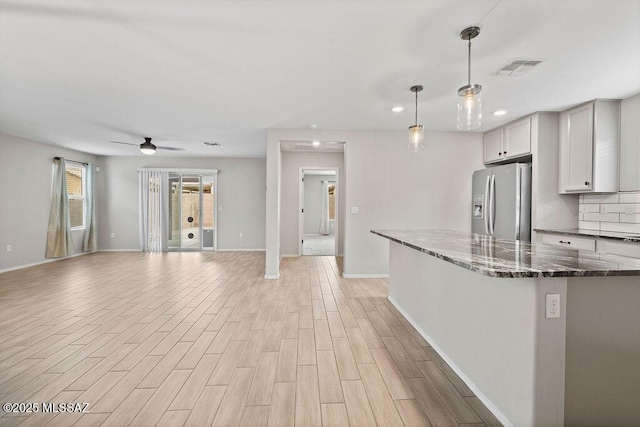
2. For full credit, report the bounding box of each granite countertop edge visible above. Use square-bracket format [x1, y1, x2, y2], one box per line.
[371, 229, 640, 278]
[534, 228, 640, 242]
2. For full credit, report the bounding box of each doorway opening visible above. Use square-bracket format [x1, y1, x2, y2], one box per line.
[168, 174, 217, 251]
[299, 168, 338, 256]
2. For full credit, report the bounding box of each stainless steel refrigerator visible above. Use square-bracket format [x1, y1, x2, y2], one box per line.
[472, 163, 532, 242]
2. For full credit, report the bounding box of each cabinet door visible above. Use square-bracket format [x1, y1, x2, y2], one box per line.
[620, 94, 640, 191]
[504, 117, 531, 158]
[561, 103, 593, 192]
[484, 128, 504, 164]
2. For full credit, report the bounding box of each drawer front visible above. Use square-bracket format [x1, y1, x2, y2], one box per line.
[604, 241, 640, 259]
[541, 234, 596, 251]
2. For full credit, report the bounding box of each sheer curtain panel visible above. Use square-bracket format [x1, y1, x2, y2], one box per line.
[83, 163, 97, 252]
[139, 170, 168, 252]
[45, 157, 74, 258]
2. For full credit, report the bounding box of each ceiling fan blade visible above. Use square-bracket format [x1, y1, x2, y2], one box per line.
[110, 140, 137, 146]
[156, 146, 186, 151]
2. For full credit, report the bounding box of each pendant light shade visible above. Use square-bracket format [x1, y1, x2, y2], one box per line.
[457, 27, 482, 130]
[408, 85, 424, 153]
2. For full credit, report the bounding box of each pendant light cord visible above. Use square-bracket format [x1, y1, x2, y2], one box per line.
[467, 39, 472, 86]
[414, 89, 418, 126]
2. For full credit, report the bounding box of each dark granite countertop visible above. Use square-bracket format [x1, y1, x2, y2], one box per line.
[371, 229, 640, 278]
[534, 228, 640, 242]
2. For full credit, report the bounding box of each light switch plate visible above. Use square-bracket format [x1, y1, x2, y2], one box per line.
[350, 207, 359, 215]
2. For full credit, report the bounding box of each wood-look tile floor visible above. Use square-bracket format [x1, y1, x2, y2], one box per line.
[0, 252, 502, 427]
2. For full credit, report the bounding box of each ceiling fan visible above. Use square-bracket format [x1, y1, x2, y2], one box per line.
[110, 137, 185, 155]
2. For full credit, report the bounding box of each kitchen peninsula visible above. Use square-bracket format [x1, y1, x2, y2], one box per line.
[372, 229, 640, 427]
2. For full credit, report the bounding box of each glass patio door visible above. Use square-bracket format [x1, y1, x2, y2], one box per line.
[167, 174, 216, 251]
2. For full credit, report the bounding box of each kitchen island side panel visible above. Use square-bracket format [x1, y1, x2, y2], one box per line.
[388, 241, 567, 427]
[565, 276, 640, 426]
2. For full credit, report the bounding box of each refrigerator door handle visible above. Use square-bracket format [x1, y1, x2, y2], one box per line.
[484, 175, 491, 234]
[490, 175, 496, 235]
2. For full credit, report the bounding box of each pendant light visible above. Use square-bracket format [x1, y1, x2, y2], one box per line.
[408, 85, 424, 153]
[457, 26, 482, 130]
[140, 137, 157, 155]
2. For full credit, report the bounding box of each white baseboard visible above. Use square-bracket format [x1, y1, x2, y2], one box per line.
[0, 251, 94, 274]
[99, 249, 141, 252]
[342, 273, 389, 279]
[218, 248, 266, 252]
[264, 274, 280, 280]
[387, 296, 513, 427]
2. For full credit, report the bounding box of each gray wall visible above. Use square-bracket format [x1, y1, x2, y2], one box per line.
[0, 133, 101, 271]
[98, 156, 266, 251]
[280, 152, 345, 256]
[304, 174, 336, 235]
[267, 129, 484, 277]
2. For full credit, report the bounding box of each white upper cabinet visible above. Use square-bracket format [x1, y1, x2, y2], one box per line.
[483, 117, 531, 164]
[620, 93, 640, 192]
[504, 117, 532, 159]
[559, 99, 620, 194]
[483, 128, 504, 163]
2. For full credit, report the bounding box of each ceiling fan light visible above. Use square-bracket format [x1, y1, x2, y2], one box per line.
[140, 142, 156, 155]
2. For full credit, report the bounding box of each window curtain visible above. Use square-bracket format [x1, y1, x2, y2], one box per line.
[319, 180, 330, 235]
[45, 157, 74, 258]
[83, 163, 97, 252]
[139, 170, 168, 252]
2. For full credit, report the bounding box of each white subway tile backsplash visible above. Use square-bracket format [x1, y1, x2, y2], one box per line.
[620, 214, 640, 224]
[578, 221, 600, 230]
[577, 192, 640, 231]
[619, 192, 640, 203]
[583, 212, 619, 222]
[599, 222, 640, 234]
[604, 204, 640, 214]
[582, 194, 620, 204]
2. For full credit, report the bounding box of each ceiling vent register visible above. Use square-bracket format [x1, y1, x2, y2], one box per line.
[494, 59, 544, 77]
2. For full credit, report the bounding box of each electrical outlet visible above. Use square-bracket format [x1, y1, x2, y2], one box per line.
[6, 244, 12, 252]
[545, 294, 560, 319]
[219, 205, 223, 211]
[239, 232, 244, 238]
[110, 233, 115, 239]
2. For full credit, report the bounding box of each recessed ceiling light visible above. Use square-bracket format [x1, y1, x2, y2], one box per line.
[309, 124, 318, 129]
[392, 106, 404, 113]
[493, 110, 507, 116]
[312, 140, 321, 147]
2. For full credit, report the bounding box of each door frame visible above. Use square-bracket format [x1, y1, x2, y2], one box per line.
[160, 169, 218, 252]
[298, 167, 339, 256]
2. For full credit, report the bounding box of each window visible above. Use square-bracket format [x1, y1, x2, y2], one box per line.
[66, 162, 86, 229]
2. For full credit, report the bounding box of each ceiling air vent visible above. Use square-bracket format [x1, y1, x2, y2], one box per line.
[493, 59, 544, 77]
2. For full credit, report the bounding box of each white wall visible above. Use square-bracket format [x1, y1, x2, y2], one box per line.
[280, 152, 344, 256]
[0, 133, 101, 271]
[98, 156, 266, 251]
[304, 174, 336, 235]
[266, 129, 484, 277]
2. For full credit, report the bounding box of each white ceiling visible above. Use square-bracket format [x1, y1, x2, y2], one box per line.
[1, 0, 639, 158]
